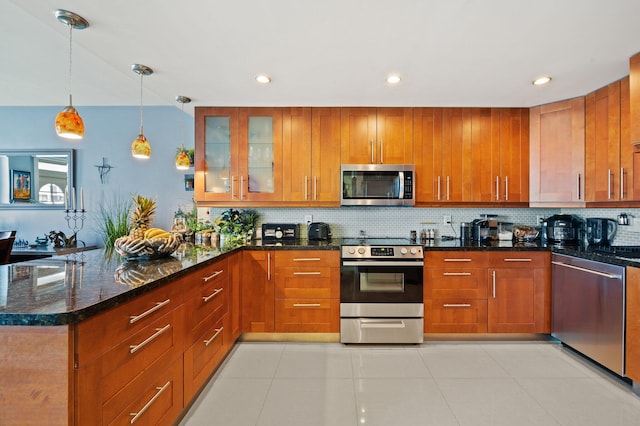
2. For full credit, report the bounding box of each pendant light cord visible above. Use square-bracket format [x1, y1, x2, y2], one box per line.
[139, 72, 144, 134]
[68, 25, 73, 106]
[180, 100, 185, 149]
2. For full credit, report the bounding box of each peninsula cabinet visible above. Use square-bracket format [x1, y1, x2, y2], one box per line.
[585, 78, 634, 204]
[424, 251, 550, 334]
[530, 97, 586, 207]
[341, 107, 413, 164]
[241, 250, 276, 332]
[274, 250, 340, 332]
[282, 107, 341, 205]
[194, 107, 283, 204]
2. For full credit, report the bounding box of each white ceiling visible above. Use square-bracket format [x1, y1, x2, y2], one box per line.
[2, 0, 640, 115]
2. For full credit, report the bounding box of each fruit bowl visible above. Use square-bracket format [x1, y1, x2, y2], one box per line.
[113, 233, 183, 260]
[115, 257, 183, 287]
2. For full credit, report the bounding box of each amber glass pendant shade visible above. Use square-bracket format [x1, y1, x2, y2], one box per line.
[175, 149, 190, 170]
[55, 105, 84, 140]
[131, 134, 151, 159]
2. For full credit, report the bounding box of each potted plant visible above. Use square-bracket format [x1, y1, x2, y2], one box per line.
[214, 208, 259, 246]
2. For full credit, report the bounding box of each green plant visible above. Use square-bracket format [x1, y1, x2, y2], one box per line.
[95, 195, 131, 253]
[214, 208, 259, 235]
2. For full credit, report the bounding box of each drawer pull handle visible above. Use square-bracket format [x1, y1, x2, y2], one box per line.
[129, 299, 171, 324]
[203, 288, 223, 302]
[129, 380, 171, 424]
[129, 324, 171, 354]
[293, 303, 321, 307]
[203, 270, 224, 282]
[443, 272, 471, 276]
[503, 258, 532, 262]
[204, 327, 224, 346]
[293, 271, 322, 275]
[443, 258, 472, 262]
[443, 303, 472, 308]
[360, 319, 406, 329]
[293, 257, 321, 262]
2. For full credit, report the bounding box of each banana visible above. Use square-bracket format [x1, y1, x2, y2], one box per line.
[144, 228, 167, 239]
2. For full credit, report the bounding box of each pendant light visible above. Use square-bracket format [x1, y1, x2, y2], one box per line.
[54, 10, 89, 140]
[131, 64, 153, 159]
[175, 96, 192, 170]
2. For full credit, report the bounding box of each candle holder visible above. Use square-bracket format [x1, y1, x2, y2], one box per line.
[64, 208, 87, 249]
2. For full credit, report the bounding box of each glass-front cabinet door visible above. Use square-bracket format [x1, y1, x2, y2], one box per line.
[195, 107, 282, 203]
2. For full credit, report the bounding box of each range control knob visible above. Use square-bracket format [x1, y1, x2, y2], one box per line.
[400, 248, 408, 255]
[348, 247, 356, 255]
[357, 247, 366, 255]
[410, 248, 418, 255]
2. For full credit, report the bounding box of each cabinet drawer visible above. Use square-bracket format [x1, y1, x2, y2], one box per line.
[425, 268, 487, 299]
[275, 266, 339, 299]
[425, 299, 488, 333]
[184, 259, 228, 295]
[488, 251, 549, 268]
[275, 298, 339, 332]
[425, 251, 488, 266]
[76, 281, 183, 365]
[184, 315, 227, 401]
[104, 357, 183, 426]
[275, 250, 339, 267]
[184, 278, 227, 331]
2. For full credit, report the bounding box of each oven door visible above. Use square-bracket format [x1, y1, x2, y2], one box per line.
[340, 260, 423, 303]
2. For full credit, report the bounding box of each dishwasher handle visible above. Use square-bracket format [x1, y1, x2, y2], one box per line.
[551, 260, 622, 279]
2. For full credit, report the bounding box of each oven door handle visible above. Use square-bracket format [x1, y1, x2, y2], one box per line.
[341, 261, 424, 267]
[359, 319, 406, 329]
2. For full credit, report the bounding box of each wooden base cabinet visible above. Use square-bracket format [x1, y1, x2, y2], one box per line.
[626, 267, 640, 385]
[242, 250, 276, 332]
[425, 251, 550, 334]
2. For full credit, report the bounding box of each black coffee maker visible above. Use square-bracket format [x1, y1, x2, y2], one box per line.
[586, 218, 617, 247]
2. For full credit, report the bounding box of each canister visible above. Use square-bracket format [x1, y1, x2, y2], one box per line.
[460, 222, 471, 242]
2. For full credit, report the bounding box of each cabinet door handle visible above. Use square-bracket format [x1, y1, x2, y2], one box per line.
[304, 175, 309, 200]
[380, 139, 384, 164]
[576, 173, 582, 200]
[231, 176, 235, 199]
[608, 169, 613, 200]
[446, 176, 450, 201]
[293, 303, 321, 307]
[293, 257, 321, 262]
[502, 258, 532, 262]
[267, 252, 271, 281]
[204, 327, 224, 346]
[313, 176, 318, 200]
[203, 270, 224, 282]
[129, 324, 171, 354]
[443, 272, 471, 276]
[620, 167, 625, 199]
[443, 258, 471, 262]
[203, 288, 223, 302]
[437, 176, 441, 201]
[504, 176, 509, 201]
[492, 270, 496, 298]
[129, 381, 171, 424]
[495, 176, 500, 201]
[443, 303, 472, 308]
[293, 271, 321, 276]
[129, 299, 171, 324]
[240, 175, 244, 200]
[370, 140, 375, 163]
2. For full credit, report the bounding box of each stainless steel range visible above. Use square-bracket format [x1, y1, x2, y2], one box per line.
[340, 238, 424, 344]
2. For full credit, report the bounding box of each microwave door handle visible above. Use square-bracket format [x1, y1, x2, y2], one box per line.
[398, 171, 404, 199]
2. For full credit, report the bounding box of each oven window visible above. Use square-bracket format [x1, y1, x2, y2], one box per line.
[360, 272, 404, 292]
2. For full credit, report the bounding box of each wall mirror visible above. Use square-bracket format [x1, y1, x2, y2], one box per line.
[0, 149, 74, 209]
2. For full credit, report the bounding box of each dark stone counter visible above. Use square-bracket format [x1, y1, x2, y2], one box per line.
[2, 237, 637, 326]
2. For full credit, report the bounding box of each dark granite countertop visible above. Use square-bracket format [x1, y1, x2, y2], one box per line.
[2, 237, 637, 327]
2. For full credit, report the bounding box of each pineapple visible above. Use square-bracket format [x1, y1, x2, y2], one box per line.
[128, 195, 156, 239]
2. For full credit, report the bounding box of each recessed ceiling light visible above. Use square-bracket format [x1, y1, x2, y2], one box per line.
[386, 74, 402, 84]
[532, 76, 552, 86]
[255, 75, 271, 84]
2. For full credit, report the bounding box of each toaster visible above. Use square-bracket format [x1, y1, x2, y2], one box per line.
[308, 222, 331, 241]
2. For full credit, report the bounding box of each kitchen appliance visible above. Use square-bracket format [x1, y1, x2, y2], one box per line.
[586, 218, 617, 247]
[459, 222, 471, 242]
[340, 164, 415, 206]
[541, 214, 584, 245]
[551, 253, 626, 376]
[471, 216, 499, 241]
[307, 222, 331, 241]
[261, 223, 298, 242]
[340, 238, 424, 344]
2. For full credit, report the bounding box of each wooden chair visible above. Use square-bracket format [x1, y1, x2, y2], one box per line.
[0, 230, 17, 265]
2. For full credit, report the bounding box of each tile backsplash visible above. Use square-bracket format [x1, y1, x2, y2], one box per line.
[199, 206, 640, 245]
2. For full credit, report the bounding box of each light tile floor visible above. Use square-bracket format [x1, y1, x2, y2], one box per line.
[178, 340, 640, 426]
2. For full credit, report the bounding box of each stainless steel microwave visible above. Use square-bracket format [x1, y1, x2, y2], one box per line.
[340, 164, 415, 206]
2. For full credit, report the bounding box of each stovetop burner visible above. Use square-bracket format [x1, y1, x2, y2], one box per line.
[341, 237, 418, 246]
[587, 245, 640, 258]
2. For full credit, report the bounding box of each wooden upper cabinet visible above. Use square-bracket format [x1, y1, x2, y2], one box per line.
[282, 108, 341, 205]
[496, 108, 529, 203]
[630, 52, 640, 145]
[529, 97, 586, 207]
[341, 107, 413, 164]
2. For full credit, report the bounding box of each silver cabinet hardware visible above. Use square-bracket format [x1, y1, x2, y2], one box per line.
[129, 324, 171, 354]
[551, 261, 622, 279]
[293, 257, 321, 262]
[203, 288, 223, 303]
[129, 299, 170, 324]
[443, 272, 472, 276]
[204, 327, 223, 346]
[503, 258, 532, 262]
[203, 270, 223, 282]
[443, 258, 471, 262]
[293, 303, 321, 307]
[443, 303, 472, 308]
[129, 381, 171, 423]
[492, 270, 496, 298]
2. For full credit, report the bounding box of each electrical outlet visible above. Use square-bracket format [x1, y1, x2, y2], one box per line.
[536, 215, 544, 224]
[304, 214, 313, 226]
[443, 215, 452, 225]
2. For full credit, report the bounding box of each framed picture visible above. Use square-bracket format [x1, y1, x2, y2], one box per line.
[11, 170, 31, 202]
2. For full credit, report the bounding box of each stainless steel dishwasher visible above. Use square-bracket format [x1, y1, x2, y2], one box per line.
[551, 253, 626, 376]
